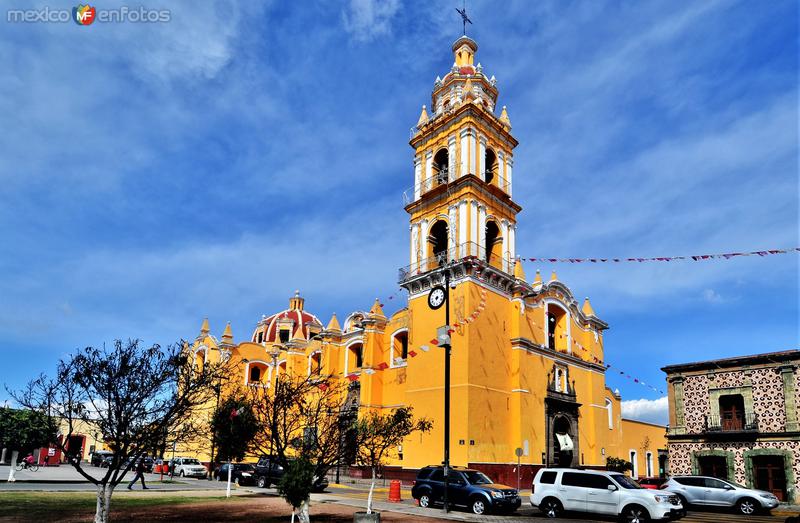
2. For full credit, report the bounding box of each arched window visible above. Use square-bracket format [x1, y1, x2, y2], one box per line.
[630, 450, 639, 478]
[250, 366, 261, 382]
[605, 398, 613, 429]
[485, 221, 501, 265]
[428, 220, 448, 267]
[391, 330, 409, 365]
[347, 343, 363, 372]
[279, 329, 290, 343]
[257, 332, 263, 344]
[193, 349, 205, 372]
[277, 360, 287, 379]
[646, 451, 653, 477]
[484, 149, 496, 184]
[434, 148, 449, 185]
[547, 304, 568, 353]
[309, 352, 322, 376]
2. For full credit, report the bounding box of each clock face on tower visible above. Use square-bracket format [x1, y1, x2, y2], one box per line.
[428, 286, 446, 310]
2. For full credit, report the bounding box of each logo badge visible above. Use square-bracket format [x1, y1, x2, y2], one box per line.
[73, 4, 96, 25]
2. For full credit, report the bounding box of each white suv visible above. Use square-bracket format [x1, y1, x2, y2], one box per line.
[531, 468, 685, 522]
[172, 457, 208, 478]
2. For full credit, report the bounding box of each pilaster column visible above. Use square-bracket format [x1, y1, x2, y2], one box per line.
[500, 219, 509, 272]
[479, 137, 486, 181]
[413, 155, 422, 200]
[448, 205, 457, 261]
[458, 200, 468, 258]
[420, 218, 429, 271]
[459, 128, 469, 178]
[780, 365, 799, 431]
[505, 155, 514, 197]
[424, 151, 433, 192]
[478, 205, 487, 259]
[410, 223, 419, 272]
[469, 200, 478, 256]
[509, 224, 516, 261]
[448, 136, 457, 182]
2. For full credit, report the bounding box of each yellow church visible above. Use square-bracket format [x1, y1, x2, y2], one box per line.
[188, 35, 666, 486]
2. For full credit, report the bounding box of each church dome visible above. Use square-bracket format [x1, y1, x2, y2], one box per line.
[251, 291, 323, 344]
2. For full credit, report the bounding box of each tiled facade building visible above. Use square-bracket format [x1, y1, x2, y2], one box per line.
[662, 350, 800, 502]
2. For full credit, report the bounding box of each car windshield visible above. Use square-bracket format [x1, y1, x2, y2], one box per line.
[464, 471, 493, 485]
[234, 464, 254, 471]
[185, 459, 201, 465]
[723, 479, 746, 488]
[611, 474, 643, 489]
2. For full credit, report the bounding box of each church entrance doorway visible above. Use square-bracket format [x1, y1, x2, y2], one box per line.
[553, 416, 574, 467]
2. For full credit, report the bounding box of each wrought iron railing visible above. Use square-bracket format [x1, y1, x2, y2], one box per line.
[397, 241, 515, 282]
[401, 172, 509, 205]
[704, 412, 758, 432]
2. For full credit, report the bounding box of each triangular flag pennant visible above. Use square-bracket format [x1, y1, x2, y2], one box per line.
[347, 374, 359, 382]
[408, 350, 417, 357]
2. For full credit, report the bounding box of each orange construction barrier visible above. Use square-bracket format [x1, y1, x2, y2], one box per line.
[388, 480, 402, 503]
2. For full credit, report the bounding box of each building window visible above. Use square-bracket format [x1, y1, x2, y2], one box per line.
[484, 148, 496, 184]
[279, 329, 290, 343]
[719, 394, 745, 431]
[257, 332, 263, 343]
[605, 398, 613, 429]
[434, 148, 449, 185]
[553, 366, 568, 392]
[392, 330, 409, 365]
[646, 451, 653, 477]
[547, 304, 568, 352]
[250, 366, 261, 383]
[347, 343, 363, 372]
[485, 221, 501, 265]
[309, 352, 321, 376]
[630, 450, 638, 478]
[428, 220, 448, 267]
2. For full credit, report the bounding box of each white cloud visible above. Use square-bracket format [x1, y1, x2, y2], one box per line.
[341, 0, 400, 42]
[702, 288, 723, 303]
[621, 396, 669, 426]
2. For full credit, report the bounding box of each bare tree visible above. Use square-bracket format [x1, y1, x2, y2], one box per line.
[353, 407, 432, 514]
[12, 339, 229, 523]
[248, 373, 352, 521]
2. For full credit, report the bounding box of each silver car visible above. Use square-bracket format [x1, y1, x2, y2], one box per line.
[661, 476, 779, 515]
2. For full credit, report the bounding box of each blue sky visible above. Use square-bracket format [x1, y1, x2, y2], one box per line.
[1, 1, 797, 424]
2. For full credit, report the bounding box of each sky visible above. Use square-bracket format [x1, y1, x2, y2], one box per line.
[1, 0, 797, 425]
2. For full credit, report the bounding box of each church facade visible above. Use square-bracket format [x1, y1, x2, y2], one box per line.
[188, 36, 667, 485]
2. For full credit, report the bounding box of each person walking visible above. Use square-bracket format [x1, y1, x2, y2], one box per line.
[127, 458, 149, 490]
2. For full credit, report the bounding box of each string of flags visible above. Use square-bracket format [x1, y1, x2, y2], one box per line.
[527, 247, 798, 264]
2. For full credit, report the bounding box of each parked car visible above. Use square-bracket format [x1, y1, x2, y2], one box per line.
[639, 477, 666, 490]
[122, 456, 154, 473]
[214, 463, 256, 485]
[411, 465, 521, 515]
[90, 450, 114, 468]
[172, 457, 208, 478]
[254, 457, 328, 492]
[530, 468, 685, 521]
[660, 475, 779, 515]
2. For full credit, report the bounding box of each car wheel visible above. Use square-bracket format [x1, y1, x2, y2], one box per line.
[419, 493, 432, 508]
[540, 497, 562, 518]
[621, 504, 650, 523]
[179, 471, 185, 477]
[471, 498, 487, 515]
[257, 476, 267, 488]
[676, 494, 689, 508]
[736, 497, 757, 515]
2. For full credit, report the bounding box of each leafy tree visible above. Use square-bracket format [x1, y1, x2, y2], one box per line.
[0, 407, 58, 481]
[277, 458, 315, 523]
[354, 407, 432, 514]
[606, 456, 634, 474]
[11, 339, 230, 523]
[210, 394, 260, 463]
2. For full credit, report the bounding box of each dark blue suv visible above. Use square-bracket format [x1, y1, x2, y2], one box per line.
[411, 466, 521, 514]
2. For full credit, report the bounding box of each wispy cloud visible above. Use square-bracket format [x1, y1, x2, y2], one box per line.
[341, 0, 400, 42]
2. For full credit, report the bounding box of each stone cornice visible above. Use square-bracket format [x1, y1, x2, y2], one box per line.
[511, 337, 607, 373]
[403, 174, 521, 215]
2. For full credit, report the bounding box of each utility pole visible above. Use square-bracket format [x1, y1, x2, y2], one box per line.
[443, 268, 451, 514]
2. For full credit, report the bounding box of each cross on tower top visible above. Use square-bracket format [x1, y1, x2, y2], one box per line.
[455, 0, 472, 36]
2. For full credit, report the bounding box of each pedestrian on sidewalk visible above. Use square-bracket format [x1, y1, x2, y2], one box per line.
[127, 459, 149, 490]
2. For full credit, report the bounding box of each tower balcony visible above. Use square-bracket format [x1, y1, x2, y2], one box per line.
[398, 241, 515, 283]
[402, 172, 509, 205]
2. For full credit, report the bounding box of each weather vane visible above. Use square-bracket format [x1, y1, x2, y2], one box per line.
[455, 0, 472, 36]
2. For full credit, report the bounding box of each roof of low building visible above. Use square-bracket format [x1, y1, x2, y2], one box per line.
[661, 349, 800, 374]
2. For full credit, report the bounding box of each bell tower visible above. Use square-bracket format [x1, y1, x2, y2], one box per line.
[403, 36, 520, 278]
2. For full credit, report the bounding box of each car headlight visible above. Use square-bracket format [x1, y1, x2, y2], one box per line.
[241, 473, 251, 476]
[491, 491, 503, 499]
[760, 493, 776, 500]
[654, 495, 669, 503]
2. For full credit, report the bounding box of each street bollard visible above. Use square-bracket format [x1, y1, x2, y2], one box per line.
[388, 480, 402, 503]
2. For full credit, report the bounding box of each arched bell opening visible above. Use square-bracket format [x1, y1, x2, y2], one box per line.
[427, 220, 449, 268]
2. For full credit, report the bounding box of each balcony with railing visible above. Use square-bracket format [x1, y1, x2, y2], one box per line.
[397, 241, 515, 283]
[402, 171, 509, 205]
[704, 412, 758, 433]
